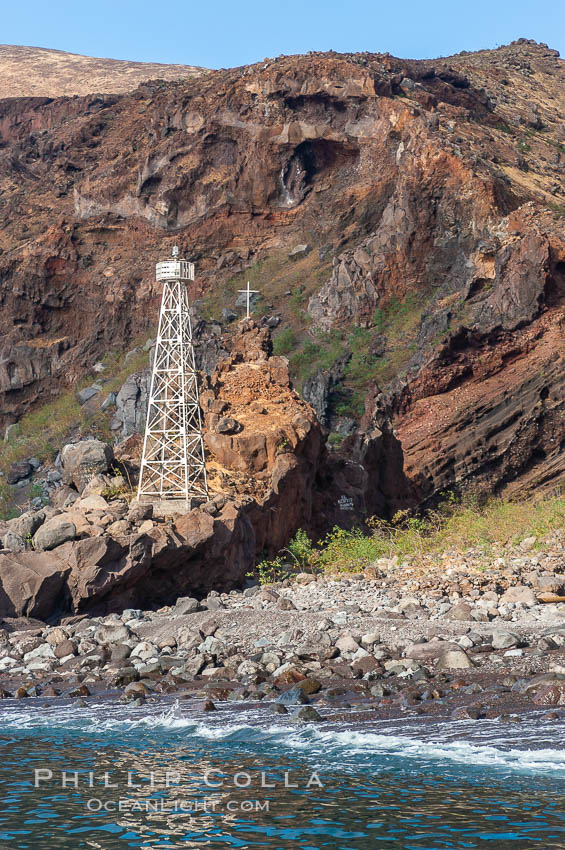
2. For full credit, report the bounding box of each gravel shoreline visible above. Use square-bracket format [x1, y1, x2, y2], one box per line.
[1, 552, 564, 724]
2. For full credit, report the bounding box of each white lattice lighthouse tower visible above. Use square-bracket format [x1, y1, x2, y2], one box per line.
[137, 248, 208, 512]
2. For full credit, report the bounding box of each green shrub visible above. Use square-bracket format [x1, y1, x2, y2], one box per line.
[312, 492, 565, 574]
[314, 526, 380, 572]
[251, 557, 291, 585]
[285, 528, 314, 568]
[251, 529, 314, 584]
[273, 328, 298, 356]
[0, 482, 18, 520]
[252, 492, 565, 583]
[372, 307, 385, 332]
[328, 432, 344, 447]
[331, 386, 366, 418]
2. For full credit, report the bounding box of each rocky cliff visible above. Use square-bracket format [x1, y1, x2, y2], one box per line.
[0, 39, 564, 503]
[0, 321, 411, 615]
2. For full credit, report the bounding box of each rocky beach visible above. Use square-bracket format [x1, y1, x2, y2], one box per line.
[0, 321, 564, 725]
[0, 537, 564, 724]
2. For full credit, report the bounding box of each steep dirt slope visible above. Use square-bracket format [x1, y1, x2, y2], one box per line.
[0, 39, 564, 503]
[0, 45, 206, 99]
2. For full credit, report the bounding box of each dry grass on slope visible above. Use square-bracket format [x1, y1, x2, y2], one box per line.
[0, 44, 207, 99]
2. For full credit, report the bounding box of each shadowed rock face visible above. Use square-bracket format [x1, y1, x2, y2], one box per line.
[0, 40, 564, 500]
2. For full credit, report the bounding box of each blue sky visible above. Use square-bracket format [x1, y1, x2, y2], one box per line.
[2, 0, 563, 68]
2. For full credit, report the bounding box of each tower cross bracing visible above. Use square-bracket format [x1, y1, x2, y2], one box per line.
[137, 249, 208, 512]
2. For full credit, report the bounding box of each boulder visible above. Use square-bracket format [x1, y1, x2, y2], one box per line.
[492, 630, 522, 650]
[65, 535, 151, 613]
[274, 685, 310, 705]
[446, 602, 473, 621]
[7, 459, 32, 485]
[101, 392, 117, 411]
[130, 641, 158, 661]
[529, 573, 565, 595]
[106, 519, 130, 537]
[55, 511, 91, 536]
[351, 655, 381, 676]
[80, 475, 113, 497]
[110, 643, 132, 662]
[7, 510, 45, 539]
[436, 648, 474, 670]
[174, 597, 200, 615]
[127, 501, 153, 523]
[335, 634, 360, 655]
[291, 706, 324, 722]
[112, 370, 151, 437]
[288, 243, 311, 260]
[23, 642, 55, 664]
[0, 551, 69, 619]
[75, 495, 110, 512]
[500, 586, 537, 606]
[60, 439, 114, 493]
[77, 385, 100, 405]
[46, 626, 69, 646]
[2, 531, 25, 552]
[235, 290, 260, 311]
[51, 487, 79, 509]
[533, 684, 565, 706]
[277, 597, 296, 611]
[109, 667, 139, 687]
[95, 622, 132, 645]
[538, 592, 565, 603]
[68, 685, 90, 698]
[33, 517, 77, 551]
[216, 417, 241, 435]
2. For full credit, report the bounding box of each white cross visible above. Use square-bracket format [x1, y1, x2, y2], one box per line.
[238, 280, 259, 318]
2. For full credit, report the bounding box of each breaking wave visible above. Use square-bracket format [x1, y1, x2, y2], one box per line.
[1, 699, 564, 776]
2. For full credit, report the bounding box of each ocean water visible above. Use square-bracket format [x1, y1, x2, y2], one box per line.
[0, 699, 564, 849]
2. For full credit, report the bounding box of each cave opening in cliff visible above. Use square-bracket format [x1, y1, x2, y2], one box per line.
[282, 139, 360, 205]
[545, 261, 565, 306]
[297, 139, 359, 178]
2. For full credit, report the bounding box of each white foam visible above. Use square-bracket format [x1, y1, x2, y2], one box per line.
[277, 726, 565, 773]
[1, 701, 564, 775]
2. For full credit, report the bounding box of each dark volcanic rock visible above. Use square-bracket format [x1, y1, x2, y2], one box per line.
[0, 551, 70, 619]
[302, 353, 349, 426]
[112, 370, 151, 438]
[7, 459, 33, 485]
[291, 705, 324, 722]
